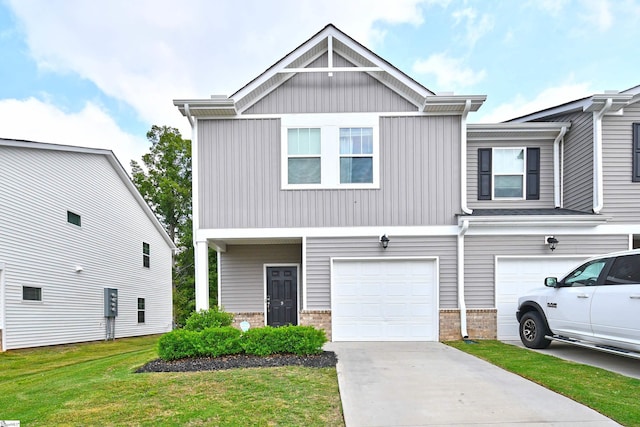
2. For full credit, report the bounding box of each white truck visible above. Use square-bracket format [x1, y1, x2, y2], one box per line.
[516, 249, 640, 359]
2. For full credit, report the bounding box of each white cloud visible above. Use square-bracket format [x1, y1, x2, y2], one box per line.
[475, 82, 594, 123]
[412, 52, 486, 91]
[0, 97, 147, 169]
[451, 6, 494, 47]
[579, 0, 613, 32]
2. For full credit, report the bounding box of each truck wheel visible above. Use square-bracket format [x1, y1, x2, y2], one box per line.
[519, 311, 551, 349]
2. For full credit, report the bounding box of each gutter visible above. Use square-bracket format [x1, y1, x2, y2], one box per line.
[593, 98, 612, 213]
[461, 99, 473, 215]
[458, 220, 470, 339]
[553, 126, 567, 208]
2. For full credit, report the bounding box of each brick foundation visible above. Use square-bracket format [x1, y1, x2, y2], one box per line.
[439, 309, 497, 341]
[300, 310, 332, 341]
[231, 312, 265, 330]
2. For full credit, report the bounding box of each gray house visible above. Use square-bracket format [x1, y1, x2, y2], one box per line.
[174, 24, 640, 341]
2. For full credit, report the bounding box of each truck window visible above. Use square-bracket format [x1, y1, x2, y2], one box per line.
[606, 254, 640, 285]
[563, 260, 607, 287]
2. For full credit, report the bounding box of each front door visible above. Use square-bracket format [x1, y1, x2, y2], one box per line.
[266, 266, 298, 326]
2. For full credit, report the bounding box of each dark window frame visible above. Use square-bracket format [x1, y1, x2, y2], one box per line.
[633, 123, 640, 182]
[23, 286, 42, 301]
[143, 242, 150, 268]
[137, 298, 146, 323]
[67, 211, 81, 227]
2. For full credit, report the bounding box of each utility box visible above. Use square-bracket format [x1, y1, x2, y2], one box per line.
[104, 288, 118, 317]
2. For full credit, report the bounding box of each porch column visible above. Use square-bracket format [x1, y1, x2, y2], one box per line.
[194, 239, 209, 311]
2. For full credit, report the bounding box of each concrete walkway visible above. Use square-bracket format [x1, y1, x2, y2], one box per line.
[325, 342, 620, 427]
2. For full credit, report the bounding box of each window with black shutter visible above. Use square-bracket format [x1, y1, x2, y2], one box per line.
[526, 147, 540, 200]
[478, 148, 492, 200]
[633, 123, 640, 182]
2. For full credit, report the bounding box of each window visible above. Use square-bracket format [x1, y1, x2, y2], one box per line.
[23, 286, 42, 301]
[67, 211, 81, 226]
[340, 128, 373, 184]
[563, 260, 606, 287]
[606, 255, 640, 285]
[633, 123, 640, 182]
[287, 128, 321, 184]
[137, 298, 145, 323]
[143, 242, 150, 268]
[281, 114, 379, 189]
[478, 147, 540, 200]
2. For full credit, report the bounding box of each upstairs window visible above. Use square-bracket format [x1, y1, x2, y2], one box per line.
[143, 242, 150, 268]
[67, 211, 81, 226]
[281, 114, 379, 189]
[287, 128, 321, 184]
[478, 147, 540, 200]
[633, 123, 640, 182]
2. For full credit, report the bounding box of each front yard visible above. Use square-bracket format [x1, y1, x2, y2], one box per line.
[0, 335, 344, 426]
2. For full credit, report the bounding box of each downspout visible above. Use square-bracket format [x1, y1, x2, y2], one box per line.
[458, 220, 470, 339]
[593, 98, 612, 213]
[460, 99, 473, 214]
[553, 126, 567, 208]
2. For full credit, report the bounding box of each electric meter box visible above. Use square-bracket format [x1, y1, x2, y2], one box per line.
[104, 288, 118, 317]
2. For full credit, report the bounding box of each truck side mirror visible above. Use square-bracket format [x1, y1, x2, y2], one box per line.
[544, 277, 558, 287]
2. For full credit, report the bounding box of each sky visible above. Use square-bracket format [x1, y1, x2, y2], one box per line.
[1, 0, 640, 169]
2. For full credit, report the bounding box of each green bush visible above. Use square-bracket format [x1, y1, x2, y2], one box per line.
[199, 327, 243, 357]
[157, 329, 200, 360]
[183, 307, 234, 331]
[242, 325, 327, 356]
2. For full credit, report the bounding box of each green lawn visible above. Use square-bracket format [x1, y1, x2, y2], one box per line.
[447, 340, 640, 427]
[0, 335, 344, 426]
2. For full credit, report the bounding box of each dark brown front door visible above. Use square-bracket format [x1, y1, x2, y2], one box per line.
[266, 266, 298, 326]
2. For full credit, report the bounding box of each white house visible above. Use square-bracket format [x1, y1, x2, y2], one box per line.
[0, 138, 175, 351]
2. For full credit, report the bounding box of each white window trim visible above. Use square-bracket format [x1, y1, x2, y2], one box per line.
[281, 113, 380, 190]
[492, 147, 526, 200]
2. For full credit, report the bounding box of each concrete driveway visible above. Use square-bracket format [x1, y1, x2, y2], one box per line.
[325, 342, 620, 427]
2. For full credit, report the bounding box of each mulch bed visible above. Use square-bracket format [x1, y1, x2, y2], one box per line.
[136, 351, 337, 373]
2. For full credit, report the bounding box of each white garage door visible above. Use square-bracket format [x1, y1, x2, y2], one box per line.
[496, 256, 588, 340]
[331, 259, 438, 341]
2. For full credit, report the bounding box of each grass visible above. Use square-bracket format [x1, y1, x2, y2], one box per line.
[447, 340, 640, 427]
[0, 335, 344, 426]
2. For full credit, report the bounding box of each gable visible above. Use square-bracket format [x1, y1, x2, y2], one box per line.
[243, 52, 417, 115]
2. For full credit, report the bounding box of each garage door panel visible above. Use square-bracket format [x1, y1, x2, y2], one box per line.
[332, 259, 438, 341]
[496, 257, 588, 340]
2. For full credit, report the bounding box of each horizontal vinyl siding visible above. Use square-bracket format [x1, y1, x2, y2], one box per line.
[557, 112, 594, 212]
[199, 115, 462, 229]
[601, 103, 640, 222]
[306, 235, 458, 310]
[219, 244, 302, 312]
[0, 147, 173, 350]
[467, 140, 555, 208]
[464, 234, 628, 308]
[244, 53, 417, 114]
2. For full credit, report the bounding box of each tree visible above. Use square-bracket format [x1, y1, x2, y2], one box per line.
[131, 125, 216, 326]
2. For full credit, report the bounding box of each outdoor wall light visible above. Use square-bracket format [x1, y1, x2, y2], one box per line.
[380, 234, 390, 249]
[546, 236, 559, 251]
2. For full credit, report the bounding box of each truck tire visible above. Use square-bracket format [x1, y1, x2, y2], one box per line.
[519, 311, 552, 349]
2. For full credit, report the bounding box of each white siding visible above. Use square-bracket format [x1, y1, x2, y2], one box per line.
[0, 146, 173, 350]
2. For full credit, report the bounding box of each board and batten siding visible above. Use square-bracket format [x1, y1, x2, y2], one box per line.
[467, 140, 555, 209]
[219, 244, 302, 312]
[464, 234, 628, 308]
[550, 112, 594, 212]
[601, 103, 640, 222]
[244, 53, 417, 115]
[198, 115, 462, 229]
[306, 235, 458, 310]
[0, 146, 173, 350]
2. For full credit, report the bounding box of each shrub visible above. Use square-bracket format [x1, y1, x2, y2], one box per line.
[242, 325, 327, 356]
[199, 327, 243, 357]
[157, 329, 200, 361]
[184, 307, 234, 331]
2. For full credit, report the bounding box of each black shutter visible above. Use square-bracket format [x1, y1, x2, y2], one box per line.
[526, 147, 540, 200]
[633, 123, 640, 182]
[478, 148, 492, 200]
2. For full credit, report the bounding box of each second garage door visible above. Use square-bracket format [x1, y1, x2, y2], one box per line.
[496, 256, 589, 340]
[331, 258, 438, 341]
